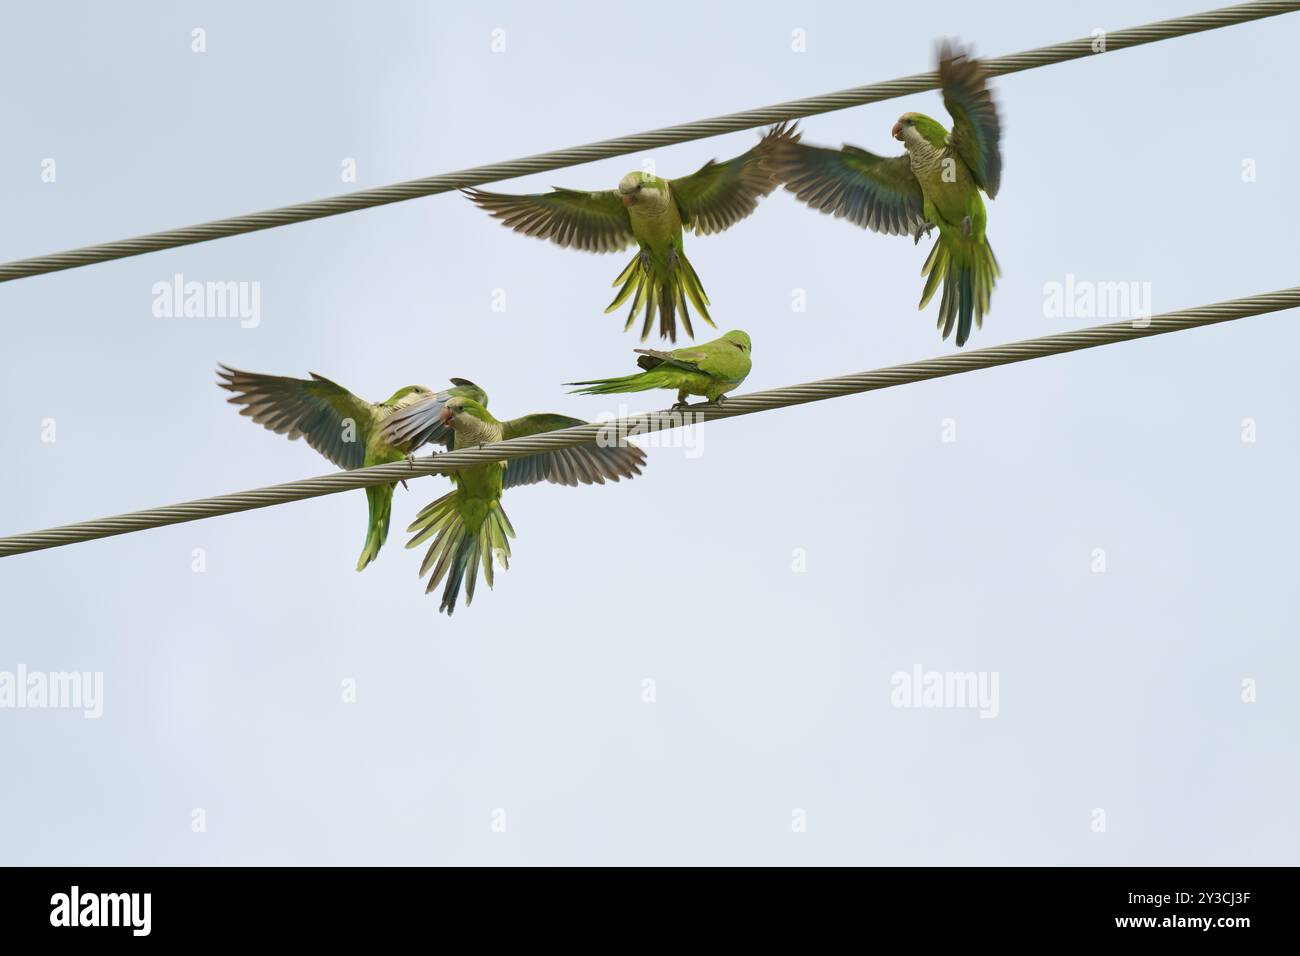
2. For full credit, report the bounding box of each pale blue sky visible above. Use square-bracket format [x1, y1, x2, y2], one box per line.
[1, 0, 1296, 865]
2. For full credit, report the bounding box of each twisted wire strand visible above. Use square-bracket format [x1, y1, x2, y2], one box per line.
[1, 1, 1294, 283]
[3, 285, 1297, 557]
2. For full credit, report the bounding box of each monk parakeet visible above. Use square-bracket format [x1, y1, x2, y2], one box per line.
[567, 329, 752, 406]
[216, 365, 486, 571]
[768, 43, 1002, 346]
[464, 124, 797, 343]
[382, 396, 646, 614]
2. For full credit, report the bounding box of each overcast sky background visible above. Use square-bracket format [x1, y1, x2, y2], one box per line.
[1, 0, 1296, 865]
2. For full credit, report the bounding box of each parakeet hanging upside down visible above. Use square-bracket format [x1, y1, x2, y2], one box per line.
[464, 124, 797, 343]
[567, 329, 752, 406]
[767, 42, 1002, 346]
[382, 395, 647, 615]
[216, 365, 485, 571]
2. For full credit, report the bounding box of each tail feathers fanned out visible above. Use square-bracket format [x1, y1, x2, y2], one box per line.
[605, 247, 713, 343]
[356, 483, 394, 572]
[406, 490, 515, 615]
[919, 234, 1000, 347]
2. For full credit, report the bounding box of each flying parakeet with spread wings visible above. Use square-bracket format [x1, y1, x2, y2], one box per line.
[464, 124, 797, 343]
[767, 42, 1002, 346]
[217, 365, 486, 571]
[567, 329, 752, 406]
[382, 396, 646, 615]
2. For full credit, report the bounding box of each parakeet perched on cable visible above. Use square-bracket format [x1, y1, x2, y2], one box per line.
[383, 396, 646, 615]
[216, 365, 486, 571]
[767, 42, 1002, 346]
[464, 124, 797, 343]
[567, 329, 752, 406]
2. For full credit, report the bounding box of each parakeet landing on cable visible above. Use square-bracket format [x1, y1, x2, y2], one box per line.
[217, 365, 485, 571]
[382, 394, 647, 615]
[768, 43, 1002, 346]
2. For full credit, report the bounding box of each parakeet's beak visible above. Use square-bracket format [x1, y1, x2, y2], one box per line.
[440, 408, 454, 427]
[891, 121, 903, 141]
[620, 192, 636, 207]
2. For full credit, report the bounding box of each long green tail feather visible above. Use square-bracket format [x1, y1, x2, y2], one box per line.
[356, 483, 395, 572]
[565, 368, 677, 396]
[406, 489, 514, 615]
[604, 246, 714, 343]
[918, 232, 1000, 347]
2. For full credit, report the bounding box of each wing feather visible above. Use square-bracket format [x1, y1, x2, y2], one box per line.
[500, 413, 647, 490]
[668, 123, 798, 235]
[464, 187, 635, 253]
[940, 41, 1002, 198]
[767, 138, 925, 237]
[217, 365, 376, 470]
[633, 347, 704, 373]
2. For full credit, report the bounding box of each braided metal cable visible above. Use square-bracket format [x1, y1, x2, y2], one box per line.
[1, 1, 1294, 283]
[3, 285, 1297, 557]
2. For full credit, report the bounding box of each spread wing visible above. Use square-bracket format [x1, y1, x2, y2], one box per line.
[940, 41, 1002, 198]
[668, 123, 798, 235]
[766, 137, 925, 237]
[463, 187, 635, 253]
[217, 365, 377, 470]
[380, 380, 486, 452]
[500, 414, 646, 490]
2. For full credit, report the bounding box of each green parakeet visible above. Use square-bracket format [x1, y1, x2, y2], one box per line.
[566, 329, 752, 406]
[216, 365, 487, 571]
[464, 124, 797, 343]
[767, 43, 1002, 346]
[383, 396, 647, 614]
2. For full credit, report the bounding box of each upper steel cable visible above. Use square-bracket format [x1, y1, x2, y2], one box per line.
[0, 1, 1295, 284]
